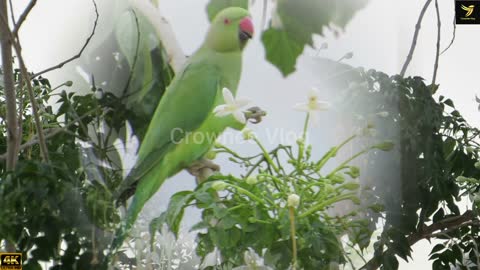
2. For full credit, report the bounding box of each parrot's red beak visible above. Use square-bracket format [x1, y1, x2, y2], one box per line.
[239, 17, 254, 41]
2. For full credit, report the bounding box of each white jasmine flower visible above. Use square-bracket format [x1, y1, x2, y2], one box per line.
[293, 88, 330, 125]
[214, 88, 251, 124]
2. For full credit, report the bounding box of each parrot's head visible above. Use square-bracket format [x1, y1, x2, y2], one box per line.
[205, 7, 254, 52]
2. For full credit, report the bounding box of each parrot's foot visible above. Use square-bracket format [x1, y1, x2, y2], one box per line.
[187, 158, 220, 182]
[245, 106, 267, 124]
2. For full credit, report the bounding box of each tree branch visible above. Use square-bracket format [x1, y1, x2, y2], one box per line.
[0, 3, 49, 162]
[30, 0, 98, 79]
[0, 0, 19, 169]
[400, 0, 432, 77]
[431, 0, 441, 86]
[131, 0, 186, 73]
[12, 0, 36, 36]
[360, 210, 477, 270]
[440, 0, 456, 55]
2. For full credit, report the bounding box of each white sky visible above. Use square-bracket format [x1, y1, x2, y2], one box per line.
[8, 0, 480, 268]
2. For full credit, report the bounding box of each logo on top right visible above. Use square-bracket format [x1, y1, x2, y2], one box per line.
[456, 1, 480, 24]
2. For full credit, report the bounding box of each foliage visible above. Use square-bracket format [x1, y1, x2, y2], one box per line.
[152, 111, 392, 269]
[333, 68, 480, 269]
[262, 0, 368, 76]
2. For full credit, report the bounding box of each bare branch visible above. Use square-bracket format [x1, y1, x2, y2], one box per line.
[12, 0, 36, 36]
[31, 0, 98, 79]
[0, 0, 19, 169]
[131, 0, 186, 73]
[440, 9, 456, 55]
[360, 210, 477, 270]
[8, 0, 15, 25]
[400, 0, 432, 77]
[431, 0, 441, 86]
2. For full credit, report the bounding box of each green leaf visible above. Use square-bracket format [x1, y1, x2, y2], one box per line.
[151, 191, 195, 237]
[382, 252, 399, 270]
[262, 0, 368, 76]
[429, 243, 445, 255]
[261, 28, 304, 76]
[206, 0, 249, 21]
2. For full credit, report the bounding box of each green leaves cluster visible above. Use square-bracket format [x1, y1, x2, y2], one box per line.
[206, 0, 368, 76]
[262, 0, 368, 76]
[152, 117, 391, 269]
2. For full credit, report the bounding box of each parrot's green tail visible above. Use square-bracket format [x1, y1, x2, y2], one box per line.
[104, 163, 170, 265]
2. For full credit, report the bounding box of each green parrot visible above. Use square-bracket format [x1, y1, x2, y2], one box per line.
[110, 7, 256, 252]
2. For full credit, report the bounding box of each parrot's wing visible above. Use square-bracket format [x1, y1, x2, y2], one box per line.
[116, 62, 221, 199]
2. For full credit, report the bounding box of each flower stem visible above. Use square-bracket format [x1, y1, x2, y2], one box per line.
[289, 206, 297, 270]
[298, 193, 357, 218]
[326, 147, 372, 178]
[315, 135, 356, 171]
[253, 137, 280, 173]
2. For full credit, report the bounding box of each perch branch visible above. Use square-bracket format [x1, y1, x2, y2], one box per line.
[431, 0, 441, 86]
[30, 0, 98, 79]
[400, 0, 432, 77]
[130, 0, 186, 73]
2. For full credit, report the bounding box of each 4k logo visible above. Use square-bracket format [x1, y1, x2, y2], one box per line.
[456, 1, 480, 24]
[0, 253, 22, 270]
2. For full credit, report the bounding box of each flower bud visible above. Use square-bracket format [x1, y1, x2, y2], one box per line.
[287, 194, 300, 208]
[205, 151, 217, 160]
[374, 141, 394, 151]
[242, 128, 255, 140]
[475, 161, 480, 170]
[212, 181, 227, 191]
[65, 81, 73, 87]
[246, 176, 258, 185]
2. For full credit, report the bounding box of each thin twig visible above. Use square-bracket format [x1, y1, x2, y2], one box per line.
[13, 48, 50, 161]
[400, 0, 433, 77]
[12, 0, 36, 35]
[30, 0, 98, 79]
[8, 0, 15, 25]
[440, 11, 456, 55]
[0, 0, 19, 169]
[431, 0, 441, 86]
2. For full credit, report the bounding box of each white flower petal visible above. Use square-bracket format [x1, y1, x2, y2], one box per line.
[222, 87, 235, 104]
[213, 104, 228, 115]
[308, 88, 320, 99]
[215, 110, 232, 117]
[312, 101, 331, 111]
[233, 110, 246, 124]
[293, 103, 310, 112]
[235, 97, 251, 108]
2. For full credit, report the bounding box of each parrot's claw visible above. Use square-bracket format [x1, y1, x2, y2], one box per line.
[245, 106, 267, 124]
[187, 158, 220, 181]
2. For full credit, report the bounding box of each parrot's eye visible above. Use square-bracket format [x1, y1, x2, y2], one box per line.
[223, 18, 231, 25]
